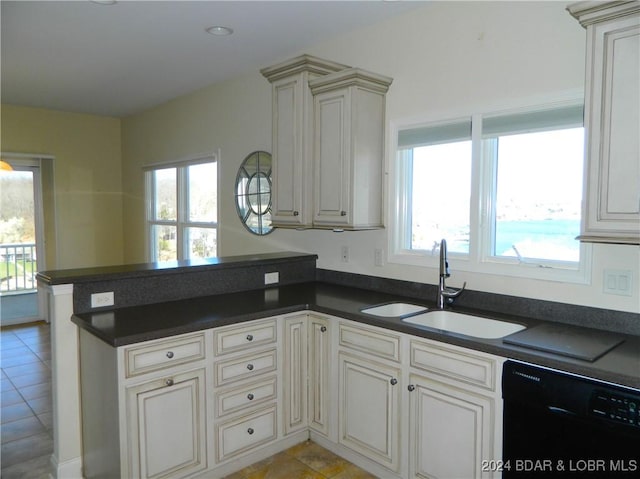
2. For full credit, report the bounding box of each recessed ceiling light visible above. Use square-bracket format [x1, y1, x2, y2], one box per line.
[206, 26, 234, 36]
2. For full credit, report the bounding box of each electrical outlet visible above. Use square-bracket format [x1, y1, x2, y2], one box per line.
[91, 291, 114, 308]
[341, 246, 349, 263]
[264, 272, 279, 285]
[374, 248, 384, 267]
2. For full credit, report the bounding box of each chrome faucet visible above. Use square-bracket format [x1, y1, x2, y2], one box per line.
[437, 239, 466, 309]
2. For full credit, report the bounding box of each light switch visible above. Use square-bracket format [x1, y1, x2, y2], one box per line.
[603, 270, 633, 296]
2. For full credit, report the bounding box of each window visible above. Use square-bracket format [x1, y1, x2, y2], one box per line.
[393, 102, 588, 280]
[146, 155, 217, 262]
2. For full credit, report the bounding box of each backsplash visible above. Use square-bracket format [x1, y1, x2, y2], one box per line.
[71, 253, 317, 314]
[316, 269, 640, 336]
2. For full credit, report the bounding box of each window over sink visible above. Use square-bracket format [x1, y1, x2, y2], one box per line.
[391, 100, 591, 283]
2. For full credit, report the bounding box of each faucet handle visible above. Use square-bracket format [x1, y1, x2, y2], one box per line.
[441, 281, 466, 299]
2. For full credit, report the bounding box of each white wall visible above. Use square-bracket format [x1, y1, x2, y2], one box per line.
[122, 1, 639, 314]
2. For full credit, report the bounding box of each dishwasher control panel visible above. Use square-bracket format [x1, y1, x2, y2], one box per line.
[590, 390, 640, 428]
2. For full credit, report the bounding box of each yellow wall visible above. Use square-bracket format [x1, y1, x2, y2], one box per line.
[1, 104, 123, 269]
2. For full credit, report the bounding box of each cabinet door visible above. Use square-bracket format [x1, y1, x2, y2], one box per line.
[581, 13, 640, 244]
[313, 89, 352, 227]
[126, 368, 207, 479]
[308, 315, 330, 436]
[271, 75, 313, 227]
[338, 352, 401, 472]
[283, 315, 308, 434]
[409, 374, 497, 479]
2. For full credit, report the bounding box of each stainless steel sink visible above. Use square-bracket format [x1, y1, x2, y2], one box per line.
[361, 302, 428, 318]
[402, 310, 526, 339]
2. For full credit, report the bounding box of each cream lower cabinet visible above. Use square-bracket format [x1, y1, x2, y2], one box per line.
[79, 329, 209, 479]
[283, 314, 308, 434]
[336, 321, 403, 475]
[79, 312, 503, 479]
[409, 377, 495, 479]
[307, 314, 330, 435]
[338, 353, 402, 472]
[212, 318, 279, 464]
[125, 369, 207, 479]
[283, 313, 331, 437]
[408, 337, 503, 479]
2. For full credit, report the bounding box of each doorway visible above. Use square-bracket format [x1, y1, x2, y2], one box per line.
[1, 156, 51, 326]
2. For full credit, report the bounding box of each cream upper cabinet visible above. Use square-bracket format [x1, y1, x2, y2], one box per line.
[262, 56, 392, 230]
[309, 69, 393, 229]
[569, 1, 640, 244]
[261, 55, 348, 227]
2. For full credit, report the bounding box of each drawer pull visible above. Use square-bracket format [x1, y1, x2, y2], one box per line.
[247, 428, 254, 435]
[407, 384, 415, 392]
[166, 351, 174, 359]
[390, 378, 398, 386]
[246, 334, 253, 342]
[247, 393, 255, 401]
[340, 210, 347, 216]
[320, 326, 327, 333]
[293, 211, 299, 216]
[247, 364, 254, 371]
[165, 378, 174, 387]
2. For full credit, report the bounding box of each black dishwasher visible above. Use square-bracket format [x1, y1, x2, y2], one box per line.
[502, 360, 640, 478]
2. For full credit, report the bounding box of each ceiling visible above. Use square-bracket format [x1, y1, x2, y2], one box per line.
[1, 0, 424, 118]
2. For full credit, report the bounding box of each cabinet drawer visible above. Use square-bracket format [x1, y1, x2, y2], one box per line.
[124, 333, 206, 378]
[410, 339, 497, 391]
[339, 322, 401, 362]
[214, 319, 277, 356]
[216, 406, 277, 462]
[215, 376, 277, 418]
[215, 349, 277, 387]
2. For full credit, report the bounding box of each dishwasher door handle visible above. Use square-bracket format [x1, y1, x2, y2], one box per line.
[547, 405, 578, 417]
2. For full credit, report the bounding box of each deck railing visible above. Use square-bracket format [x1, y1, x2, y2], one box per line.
[0, 243, 37, 293]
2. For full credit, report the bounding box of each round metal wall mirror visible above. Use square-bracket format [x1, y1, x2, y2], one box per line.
[235, 151, 273, 235]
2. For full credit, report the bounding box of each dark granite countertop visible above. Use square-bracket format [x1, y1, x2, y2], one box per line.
[37, 251, 316, 285]
[72, 281, 640, 389]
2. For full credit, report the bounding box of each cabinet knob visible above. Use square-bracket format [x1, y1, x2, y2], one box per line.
[407, 384, 415, 392]
[247, 428, 254, 435]
[247, 364, 254, 371]
[247, 393, 255, 401]
[340, 211, 347, 216]
[246, 334, 253, 341]
[165, 378, 174, 387]
[390, 378, 398, 386]
[293, 211, 299, 216]
[320, 326, 327, 333]
[166, 351, 174, 359]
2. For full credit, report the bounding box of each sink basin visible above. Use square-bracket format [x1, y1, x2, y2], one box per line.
[402, 310, 526, 339]
[361, 302, 428, 318]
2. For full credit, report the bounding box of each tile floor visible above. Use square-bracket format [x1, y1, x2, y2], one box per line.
[224, 440, 377, 479]
[1, 321, 53, 479]
[1, 323, 376, 479]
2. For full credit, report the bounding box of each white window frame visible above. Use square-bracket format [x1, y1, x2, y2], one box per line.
[145, 151, 219, 262]
[389, 100, 592, 284]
